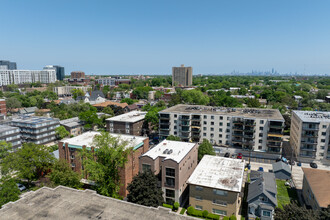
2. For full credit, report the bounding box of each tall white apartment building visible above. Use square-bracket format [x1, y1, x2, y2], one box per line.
[0, 69, 56, 86]
[159, 104, 285, 154]
[290, 111, 330, 163]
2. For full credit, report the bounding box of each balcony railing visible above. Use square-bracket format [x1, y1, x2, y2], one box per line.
[300, 147, 316, 152]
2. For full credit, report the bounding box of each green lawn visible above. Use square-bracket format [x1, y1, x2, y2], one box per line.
[276, 179, 298, 209]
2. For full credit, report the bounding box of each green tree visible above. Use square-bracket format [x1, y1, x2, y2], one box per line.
[55, 126, 70, 139]
[79, 110, 101, 130]
[198, 139, 215, 162]
[81, 132, 131, 198]
[49, 159, 82, 189]
[121, 98, 135, 105]
[166, 135, 181, 141]
[72, 88, 85, 99]
[274, 202, 316, 220]
[0, 176, 21, 208]
[1, 143, 55, 185]
[127, 171, 164, 207]
[6, 97, 22, 110]
[7, 84, 18, 92]
[246, 98, 261, 108]
[0, 141, 12, 159]
[132, 86, 153, 99]
[102, 106, 115, 117]
[181, 89, 209, 105]
[154, 91, 163, 100]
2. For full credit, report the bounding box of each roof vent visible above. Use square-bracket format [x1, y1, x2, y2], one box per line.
[163, 142, 167, 145]
[167, 149, 173, 154]
[163, 149, 168, 154]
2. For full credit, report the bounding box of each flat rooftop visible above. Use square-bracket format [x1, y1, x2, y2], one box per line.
[106, 111, 146, 123]
[11, 116, 59, 124]
[293, 110, 330, 123]
[302, 168, 330, 208]
[160, 104, 284, 121]
[187, 155, 245, 192]
[62, 131, 147, 150]
[0, 186, 194, 220]
[0, 125, 19, 133]
[141, 140, 196, 163]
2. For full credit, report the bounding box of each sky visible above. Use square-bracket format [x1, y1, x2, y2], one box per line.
[1, 0, 330, 75]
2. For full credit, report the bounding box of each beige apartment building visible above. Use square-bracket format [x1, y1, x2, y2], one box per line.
[187, 155, 245, 217]
[139, 140, 198, 205]
[290, 111, 330, 163]
[159, 104, 285, 155]
[172, 64, 193, 87]
[302, 168, 330, 210]
[106, 111, 146, 136]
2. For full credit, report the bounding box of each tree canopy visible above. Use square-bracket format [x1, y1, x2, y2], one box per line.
[198, 139, 216, 162]
[127, 171, 164, 207]
[49, 159, 82, 189]
[55, 126, 70, 139]
[0, 176, 21, 208]
[166, 135, 181, 141]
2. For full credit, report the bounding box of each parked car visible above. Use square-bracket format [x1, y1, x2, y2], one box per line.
[237, 153, 243, 159]
[224, 152, 230, 158]
[310, 162, 318, 169]
[258, 167, 264, 172]
[276, 158, 281, 162]
[17, 183, 26, 192]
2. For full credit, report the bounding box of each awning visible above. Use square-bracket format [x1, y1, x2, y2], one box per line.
[267, 134, 283, 137]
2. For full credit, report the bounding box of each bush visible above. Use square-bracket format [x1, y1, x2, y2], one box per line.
[202, 210, 209, 218]
[163, 203, 173, 209]
[187, 206, 195, 215]
[207, 213, 220, 220]
[229, 215, 237, 220]
[173, 202, 179, 211]
[180, 208, 186, 215]
[223, 217, 230, 220]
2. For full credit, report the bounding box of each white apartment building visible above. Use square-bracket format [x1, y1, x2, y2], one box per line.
[54, 85, 92, 96]
[0, 69, 56, 86]
[159, 104, 285, 154]
[290, 111, 330, 163]
[97, 77, 116, 86]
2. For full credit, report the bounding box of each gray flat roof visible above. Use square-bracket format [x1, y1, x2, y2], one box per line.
[160, 104, 284, 121]
[11, 116, 59, 124]
[106, 111, 146, 123]
[0, 125, 19, 133]
[0, 186, 195, 220]
[293, 110, 330, 123]
[187, 155, 245, 192]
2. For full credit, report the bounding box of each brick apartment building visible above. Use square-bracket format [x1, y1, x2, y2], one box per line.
[139, 140, 198, 205]
[70, 71, 85, 79]
[0, 99, 6, 115]
[187, 156, 245, 217]
[59, 131, 149, 197]
[106, 111, 146, 136]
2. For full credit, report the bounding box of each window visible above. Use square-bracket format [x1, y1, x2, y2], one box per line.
[109, 123, 113, 127]
[259, 140, 262, 143]
[321, 146, 325, 150]
[195, 196, 203, 201]
[211, 127, 214, 131]
[259, 196, 268, 202]
[165, 177, 175, 187]
[220, 116, 223, 120]
[323, 125, 326, 129]
[259, 133, 263, 137]
[69, 148, 75, 152]
[211, 122, 214, 125]
[203, 133, 206, 137]
[174, 126, 177, 129]
[226, 129, 230, 133]
[322, 132, 326, 136]
[212, 199, 227, 206]
[211, 116, 214, 119]
[227, 123, 230, 126]
[219, 122, 223, 126]
[211, 133, 214, 138]
[166, 168, 175, 177]
[225, 135, 229, 138]
[204, 121, 207, 125]
[320, 153, 324, 156]
[204, 115, 207, 119]
[142, 164, 151, 172]
[262, 210, 271, 217]
[110, 128, 114, 132]
[213, 189, 228, 196]
[195, 205, 203, 210]
[260, 127, 263, 131]
[260, 120, 264, 124]
[219, 134, 222, 138]
[212, 209, 227, 216]
[196, 186, 203, 191]
[219, 140, 222, 144]
[219, 128, 222, 132]
[174, 131, 177, 135]
[174, 120, 177, 124]
[203, 127, 206, 131]
[227, 117, 230, 120]
[258, 146, 262, 150]
[166, 189, 175, 198]
[321, 139, 325, 143]
[174, 114, 177, 118]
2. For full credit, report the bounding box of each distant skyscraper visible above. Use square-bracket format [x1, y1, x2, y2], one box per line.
[172, 64, 193, 87]
[44, 65, 65, 81]
[0, 60, 17, 70]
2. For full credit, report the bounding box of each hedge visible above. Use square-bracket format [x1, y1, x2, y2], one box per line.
[186, 206, 220, 220]
[163, 203, 173, 209]
[180, 208, 186, 215]
[173, 202, 179, 211]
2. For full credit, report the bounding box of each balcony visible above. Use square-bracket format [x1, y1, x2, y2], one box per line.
[180, 115, 190, 121]
[160, 120, 170, 125]
[159, 114, 170, 119]
[191, 127, 200, 132]
[180, 121, 190, 126]
[243, 141, 254, 145]
[269, 121, 284, 128]
[300, 147, 316, 152]
[301, 140, 317, 145]
[245, 120, 256, 126]
[233, 125, 243, 130]
[233, 132, 243, 137]
[301, 132, 317, 137]
[268, 128, 283, 135]
[233, 120, 244, 124]
[267, 147, 281, 153]
[232, 138, 243, 143]
[191, 115, 201, 121]
[244, 127, 255, 132]
[159, 126, 170, 130]
[191, 133, 200, 138]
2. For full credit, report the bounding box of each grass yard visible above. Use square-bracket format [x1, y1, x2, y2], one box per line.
[276, 179, 298, 209]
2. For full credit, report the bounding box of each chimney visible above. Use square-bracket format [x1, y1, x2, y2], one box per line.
[181, 64, 184, 67]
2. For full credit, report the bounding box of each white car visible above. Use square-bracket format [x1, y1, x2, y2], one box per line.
[17, 183, 26, 192]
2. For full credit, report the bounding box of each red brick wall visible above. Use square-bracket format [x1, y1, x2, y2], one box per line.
[0, 100, 6, 115]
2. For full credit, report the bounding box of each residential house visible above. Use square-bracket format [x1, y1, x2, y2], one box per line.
[247, 171, 277, 220]
[106, 111, 146, 136]
[272, 161, 291, 180]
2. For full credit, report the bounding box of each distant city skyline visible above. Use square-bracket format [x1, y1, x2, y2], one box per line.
[1, 0, 330, 75]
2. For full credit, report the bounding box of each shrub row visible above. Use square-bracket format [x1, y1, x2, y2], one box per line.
[186, 206, 220, 220]
[180, 208, 186, 215]
[163, 203, 173, 209]
[163, 202, 179, 212]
